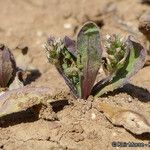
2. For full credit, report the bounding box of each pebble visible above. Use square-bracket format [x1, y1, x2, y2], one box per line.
[36, 30, 44, 37]
[91, 112, 96, 120]
[128, 97, 132, 103]
[112, 132, 117, 137]
[63, 23, 72, 29]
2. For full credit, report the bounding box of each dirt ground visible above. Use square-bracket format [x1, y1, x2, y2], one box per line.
[0, 0, 150, 150]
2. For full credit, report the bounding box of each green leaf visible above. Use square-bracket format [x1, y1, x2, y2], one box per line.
[45, 36, 79, 98]
[77, 22, 102, 99]
[92, 35, 146, 97]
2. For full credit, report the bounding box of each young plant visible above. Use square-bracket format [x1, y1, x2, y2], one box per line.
[45, 22, 146, 99]
[0, 22, 146, 119]
[91, 34, 146, 97]
[0, 44, 56, 118]
[0, 44, 16, 88]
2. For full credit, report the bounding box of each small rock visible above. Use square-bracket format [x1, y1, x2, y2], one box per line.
[91, 112, 96, 120]
[36, 30, 44, 37]
[112, 132, 117, 137]
[63, 23, 72, 29]
[128, 97, 132, 103]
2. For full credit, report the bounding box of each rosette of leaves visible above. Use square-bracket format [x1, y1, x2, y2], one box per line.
[91, 35, 146, 97]
[44, 22, 146, 99]
[0, 44, 16, 88]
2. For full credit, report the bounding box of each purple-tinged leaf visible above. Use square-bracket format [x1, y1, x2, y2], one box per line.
[63, 36, 77, 57]
[77, 22, 102, 99]
[0, 87, 56, 118]
[0, 44, 16, 87]
[57, 68, 79, 98]
[92, 35, 146, 97]
[44, 37, 79, 98]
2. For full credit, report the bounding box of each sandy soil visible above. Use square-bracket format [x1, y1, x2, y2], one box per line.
[0, 0, 150, 150]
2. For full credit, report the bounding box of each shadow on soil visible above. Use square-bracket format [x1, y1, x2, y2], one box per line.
[131, 132, 150, 141]
[115, 127, 150, 141]
[51, 99, 70, 113]
[0, 100, 70, 128]
[0, 108, 39, 128]
[119, 84, 150, 103]
[24, 69, 41, 85]
[102, 83, 150, 103]
[141, 1, 150, 5]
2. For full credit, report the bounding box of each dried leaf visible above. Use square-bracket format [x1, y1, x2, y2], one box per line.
[9, 71, 25, 90]
[77, 22, 102, 99]
[92, 35, 146, 97]
[0, 87, 56, 118]
[0, 44, 16, 87]
[97, 102, 150, 134]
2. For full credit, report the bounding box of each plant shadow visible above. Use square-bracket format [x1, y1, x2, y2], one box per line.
[51, 99, 70, 113]
[102, 83, 150, 103]
[24, 69, 41, 85]
[0, 107, 39, 128]
[119, 84, 150, 103]
[0, 100, 70, 128]
[141, 1, 150, 5]
[129, 131, 150, 141]
[113, 126, 150, 141]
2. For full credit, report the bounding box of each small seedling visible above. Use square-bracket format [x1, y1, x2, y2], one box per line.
[0, 21, 146, 119]
[0, 44, 16, 88]
[0, 44, 57, 118]
[45, 21, 146, 99]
